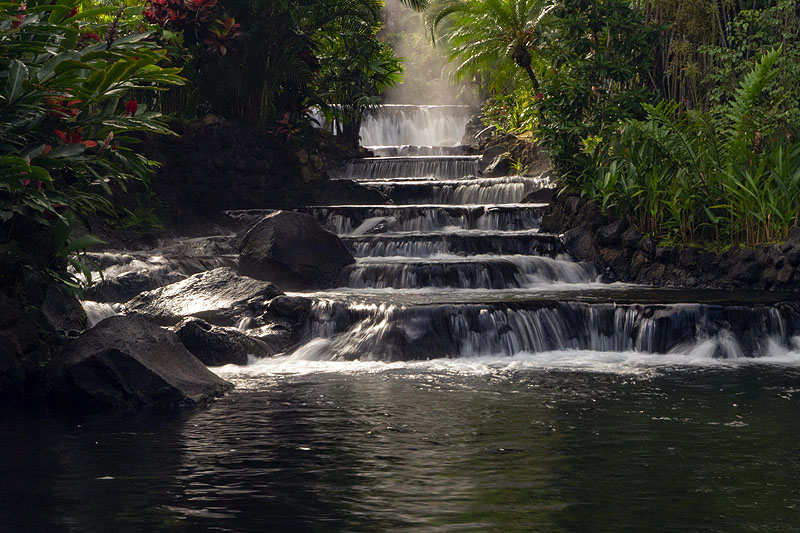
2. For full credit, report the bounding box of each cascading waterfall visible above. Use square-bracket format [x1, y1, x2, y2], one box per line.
[284, 103, 800, 366]
[360, 104, 474, 147]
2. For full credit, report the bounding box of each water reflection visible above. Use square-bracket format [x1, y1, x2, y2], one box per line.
[2, 368, 800, 531]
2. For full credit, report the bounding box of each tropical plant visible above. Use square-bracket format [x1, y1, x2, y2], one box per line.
[427, 0, 555, 92]
[579, 48, 800, 247]
[534, 0, 657, 178]
[0, 0, 183, 298]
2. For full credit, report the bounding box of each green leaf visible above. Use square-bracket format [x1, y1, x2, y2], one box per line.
[58, 235, 107, 257]
[6, 60, 29, 104]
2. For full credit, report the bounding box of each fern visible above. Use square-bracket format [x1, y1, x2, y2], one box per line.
[724, 46, 782, 135]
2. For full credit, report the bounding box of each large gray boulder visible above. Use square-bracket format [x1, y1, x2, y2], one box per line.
[124, 267, 282, 326]
[48, 315, 232, 409]
[238, 211, 355, 290]
[172, 317, 276, 366]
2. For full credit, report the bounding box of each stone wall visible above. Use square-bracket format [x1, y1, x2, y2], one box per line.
[542, 194, 800, 291]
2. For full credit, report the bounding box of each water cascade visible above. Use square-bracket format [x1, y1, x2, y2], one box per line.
[286, 104, 800, 366]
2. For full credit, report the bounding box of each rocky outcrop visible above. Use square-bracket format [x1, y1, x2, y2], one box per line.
[124, 267, 282, 326]
[172, 317, 275, 366]
[238, 211, 355, 290]
[48, 315, 232, 409]
[543, 193, 800, 291]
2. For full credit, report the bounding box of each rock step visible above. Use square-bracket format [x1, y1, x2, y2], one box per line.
[295, 298, 800, 362]
[365, 145, 470, 157]
[342, 254, 597, 289]
[342, 230, 564, 258]
[333, 155, 481, 180]
[296, 204, 548, 235]
[355, 175, 549, 205]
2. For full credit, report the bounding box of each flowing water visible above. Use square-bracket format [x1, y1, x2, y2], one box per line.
[5, 105, 800, 531]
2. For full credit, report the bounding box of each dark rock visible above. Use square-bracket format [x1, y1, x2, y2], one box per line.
[521, 187, 554, 204]
[595, 219, 628, 246]
[728, 258, 763, 283]
[125, 267, 282, 326]
[639, 238, 655, 256]
[788, 246, 800, 267]
[244, 323, 298, 354]
[48, 315, 232, 409]
[172, 317, 274, 366]
[482, 152, 512, 177]
[266, 295, 313, 321]
[238, 211, 355, 290]
[563, 227, 601, 264]
[621, 228, 641, 251]
[787, 226, 800, 246]
[777, 265, 795, 284]
[677, 248, 699, 268]
[654, 247, 673, 263]
[42, 284, 86, 333]
[479, 145, 508, 173]
[86, 267, 186, 303]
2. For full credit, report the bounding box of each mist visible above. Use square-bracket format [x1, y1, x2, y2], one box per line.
[380, 0, 478, 106]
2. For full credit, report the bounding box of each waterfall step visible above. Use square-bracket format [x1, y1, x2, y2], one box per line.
[360, 104, 475, 147]
[342, 254, 597, 289]
[342, 230, 564, 257]
[298, 204, 548, 235]
[333, 155, 481, 180]
[295, 298, 800, 362]
[366, 145, 470, 157]
[355, 175, 550, 204]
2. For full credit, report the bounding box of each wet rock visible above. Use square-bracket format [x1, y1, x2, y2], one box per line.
[563, 227, 601, 264]
[86, 267, 186, 303]
[124, 267, 282, 327]
[172, 317, 274, 366]
[42, 284, 86, 334]
[243, 322, 298, 354]
[482, 152, 512, 177]
[238, 211, 355, 290]
[521, 187, 554, 203]
[266, 295, 313, 321]
[595, 219, 628, 246]
[48, 315, 232, 409]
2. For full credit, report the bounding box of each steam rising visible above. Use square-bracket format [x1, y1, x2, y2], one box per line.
[381, 0, 477, 105]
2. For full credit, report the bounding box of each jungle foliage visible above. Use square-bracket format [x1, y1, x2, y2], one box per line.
[431, 0, 800, 247]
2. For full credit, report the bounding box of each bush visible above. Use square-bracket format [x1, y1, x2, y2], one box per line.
[0, 0, 183, 298]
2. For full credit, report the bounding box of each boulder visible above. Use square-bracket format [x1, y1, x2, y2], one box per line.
[595, 219, 628, 246]
[48, 315, 232, 409]
[521, 187, 554, 204]
[172, 317, 274, 366]
[86, 266, 186, 303]
[238, 211, 355, 290]
[42, 284, 86, 334]
[124, 267, 282, 326]
[563, 227, 601, 265]
[482, 152, 512, 177]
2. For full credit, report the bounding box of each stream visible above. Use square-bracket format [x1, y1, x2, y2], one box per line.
[3, 104, 800, 531]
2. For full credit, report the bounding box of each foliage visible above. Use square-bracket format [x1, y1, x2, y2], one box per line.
[427, 0, 555, 92]
[534, 0, 657, 178]
[0, 0, 182, 297]
[316, 28, 403, 145]
[481, 88, 540, 135]
[577, 48, 799, 247]
[702, 0, 800, 133]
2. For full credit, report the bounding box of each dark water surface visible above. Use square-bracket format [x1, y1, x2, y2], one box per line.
[3, 363, 800, 532]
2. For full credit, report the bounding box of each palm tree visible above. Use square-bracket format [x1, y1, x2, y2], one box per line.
[427, 0, 554, 90]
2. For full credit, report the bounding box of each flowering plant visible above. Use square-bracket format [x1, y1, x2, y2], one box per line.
[0, 0, 183, 295]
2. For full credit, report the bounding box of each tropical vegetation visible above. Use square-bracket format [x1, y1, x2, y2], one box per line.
[429, 0, 800, 248]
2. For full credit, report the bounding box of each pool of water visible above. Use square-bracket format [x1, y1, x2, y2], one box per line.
[4, 360, 800, 531]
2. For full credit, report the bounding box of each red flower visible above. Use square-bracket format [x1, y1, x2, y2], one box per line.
[125, 99, 138, 116]
[55, 128, 84, 144]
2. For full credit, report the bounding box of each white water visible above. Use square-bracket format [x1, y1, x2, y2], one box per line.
[215, 338, 800, 381]
[360, 105, 474, 146]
